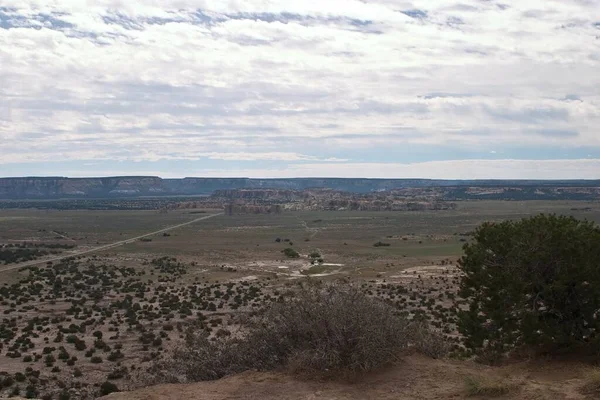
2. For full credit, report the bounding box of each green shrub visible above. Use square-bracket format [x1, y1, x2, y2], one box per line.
[458, 214, 600, 360]
[74, 340, 86, 351]
[58, 390, 71, 400]
[373, 241, 391, 247]
[2, 376, 14, 387]
[25, 384, 38, 399]
[282, 248, 300, 258]
[107, 350, 124, 362]
[99, 381, 119, 396]
[44, 354, 56, 366]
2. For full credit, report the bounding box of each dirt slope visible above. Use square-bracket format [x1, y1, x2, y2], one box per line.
[102, 355, 595, 400]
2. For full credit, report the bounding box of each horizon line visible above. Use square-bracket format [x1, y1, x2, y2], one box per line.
[2, 176, 600, 181]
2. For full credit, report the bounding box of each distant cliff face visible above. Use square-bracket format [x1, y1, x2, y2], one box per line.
[0, 177, 599, 199]
[0, 177, 409, 198]
[0, 177, 167, 199]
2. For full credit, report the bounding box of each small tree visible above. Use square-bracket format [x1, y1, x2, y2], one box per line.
[99, 381, 119, 396]
[458, 214, 600, 359]
[282, 248, 300, 258]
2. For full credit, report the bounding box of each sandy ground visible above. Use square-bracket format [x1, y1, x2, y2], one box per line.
[101, 354, 594, 400]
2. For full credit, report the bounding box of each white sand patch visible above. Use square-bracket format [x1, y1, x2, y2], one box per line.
[234, 275, 258, 282]
[310, 272, 342, 277]
[390, 265, 460, 279]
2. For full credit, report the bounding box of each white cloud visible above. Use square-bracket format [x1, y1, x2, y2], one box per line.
[185, 159, 600, 180]
[14, 159, 600, 180]
[1, 0, 599, 174]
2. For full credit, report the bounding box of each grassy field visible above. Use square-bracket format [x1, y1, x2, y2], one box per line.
[1, 200, 599, 274]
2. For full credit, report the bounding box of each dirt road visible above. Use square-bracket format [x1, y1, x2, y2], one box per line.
[0, 212, 223, 272]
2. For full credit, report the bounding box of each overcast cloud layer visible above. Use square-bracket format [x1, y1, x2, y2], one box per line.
[1, 0, 599, 178]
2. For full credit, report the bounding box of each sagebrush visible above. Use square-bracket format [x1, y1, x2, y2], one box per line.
[152, 280, 444, 382]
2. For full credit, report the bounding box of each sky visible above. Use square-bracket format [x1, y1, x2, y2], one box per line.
[1, 0, 599, 179]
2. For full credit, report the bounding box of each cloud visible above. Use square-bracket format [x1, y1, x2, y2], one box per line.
[183, 159, 600, 180]
[400, 9, 428, 19]
[200, 152, 347, 162]
[1, 1, 599, 177]
[533, 129, 579, 138]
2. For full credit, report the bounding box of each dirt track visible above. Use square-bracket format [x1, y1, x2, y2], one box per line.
[0, 213, 223, 272]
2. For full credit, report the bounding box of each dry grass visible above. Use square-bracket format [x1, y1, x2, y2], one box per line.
[409, 321, 450, 359]
[580, 368, 600, 395]
[464, 375, 513, 397]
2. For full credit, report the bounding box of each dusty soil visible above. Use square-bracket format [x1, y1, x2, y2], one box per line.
[101, 354, 594, 400]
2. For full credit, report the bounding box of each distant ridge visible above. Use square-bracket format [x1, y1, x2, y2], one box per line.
[0, 176, 599, 200]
